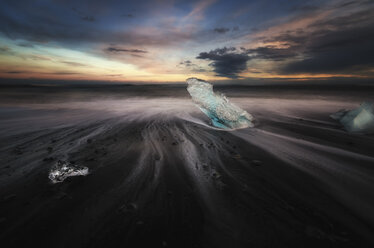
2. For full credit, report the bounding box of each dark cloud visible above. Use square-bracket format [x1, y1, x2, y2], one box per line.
[47, 71, 80, 75]
[247, 46, 298, 61]
[5, 71, 27, 74]
[106, 74, 123, 77]
[17, 42, 34, 48]
[81, 16, 95, 22]
[198, 3, 374, 78]
[72, 7, 96, 22]
[214, 27, 239, 34]
[177, 60, 206, 73]
[336, 0, 373, 8]
[196, 47, 250, 78]
[61, 61, 87, 67]
[6, 70, 83, 75]
[26, 55, 52, 61]
[0, 46, 10, 52]
[290, 4, 319, 13]
[0, 45, 15, 56]
[262, 30, 307, 46]
[337, 1, 357, 8]
[121, 14, 134, 18]
[308, 9, 373, 29]
[282, 9, 374, 74]
[180, 60, 192, 66]
[106, 47, 147, 53]
[214, 27, 230, 34]
[195, 44, 297, 79]
[192, 68, 207, 73]
[251, 6, 374, 75]
[178, 60, 206, 73]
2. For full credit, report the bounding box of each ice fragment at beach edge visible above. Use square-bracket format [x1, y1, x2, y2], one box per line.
[186, 77, 254, 129]
[330, 102, 374, 134]
[49, 160, 89, 183]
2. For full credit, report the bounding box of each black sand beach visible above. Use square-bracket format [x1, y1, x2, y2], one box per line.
[1, 84, 374, 248]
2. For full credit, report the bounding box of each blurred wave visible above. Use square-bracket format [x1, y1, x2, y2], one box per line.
[0, 86, 374, 247]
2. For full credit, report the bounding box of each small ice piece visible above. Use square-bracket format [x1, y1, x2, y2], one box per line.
[330, 102, 374, 134]
[186, 77, 254, 129]
[49, 160, 88, 183]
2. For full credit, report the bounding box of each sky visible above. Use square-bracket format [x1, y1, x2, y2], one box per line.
[0, 0, 373, 83]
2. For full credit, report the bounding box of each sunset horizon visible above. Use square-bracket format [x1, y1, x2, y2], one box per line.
[1, 0, 373, 83]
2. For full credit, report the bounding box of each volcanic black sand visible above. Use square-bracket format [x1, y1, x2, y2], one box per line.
[0, 84, 374, 248]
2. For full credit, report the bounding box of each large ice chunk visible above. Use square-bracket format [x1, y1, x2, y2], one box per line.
[186, 77, 254, 129]
[49, 160, 89, 183]
[330, 102, 374, 134]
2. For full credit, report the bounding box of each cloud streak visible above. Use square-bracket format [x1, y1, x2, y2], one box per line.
[106, 47, 148, 53]
[214, 27, 229, 34]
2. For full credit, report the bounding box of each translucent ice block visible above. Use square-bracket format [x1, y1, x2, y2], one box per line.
[49, 160, 89, 183]
[331, 102, 374, 134]
[186, 77, 254, 129]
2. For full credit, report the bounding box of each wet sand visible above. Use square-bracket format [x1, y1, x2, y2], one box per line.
[0, 84, 374, 248]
